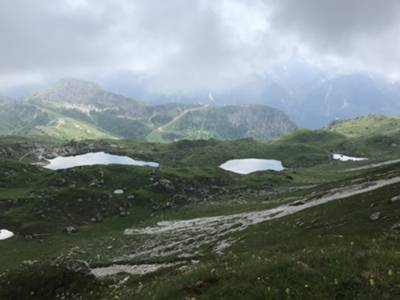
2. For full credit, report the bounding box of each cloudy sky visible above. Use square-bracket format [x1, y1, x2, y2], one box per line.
[1, 0, 400, 96]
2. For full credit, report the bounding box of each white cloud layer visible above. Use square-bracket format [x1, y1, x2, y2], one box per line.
[0, 0, 399, 93]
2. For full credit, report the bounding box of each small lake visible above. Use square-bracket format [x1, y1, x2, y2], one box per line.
[219, 158, 285, 175]
[44, 152, 159, 170]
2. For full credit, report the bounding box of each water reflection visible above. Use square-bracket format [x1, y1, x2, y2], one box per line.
[44, 152, 159, 170]
[219, 158, 284, 175]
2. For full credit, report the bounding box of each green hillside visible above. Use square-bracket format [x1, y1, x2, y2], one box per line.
[0, 102, 114, 140]
[1, 130, 400, 299]
[329, 114, 400, 138]
[0, 80, 297, 142]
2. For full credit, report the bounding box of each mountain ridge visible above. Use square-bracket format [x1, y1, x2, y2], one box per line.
[0, 79, 296, 142]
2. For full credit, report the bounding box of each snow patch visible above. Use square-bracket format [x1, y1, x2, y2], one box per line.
[333, 154, 368, 162]
[208, 92, 215, 103]
[0, 229, 14, 240]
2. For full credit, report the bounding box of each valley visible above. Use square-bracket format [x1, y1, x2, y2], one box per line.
[3, 1, 400, 299]
[1, 117, 400, 299]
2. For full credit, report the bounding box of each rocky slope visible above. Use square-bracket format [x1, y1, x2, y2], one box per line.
[193, 65, 400, 128]
[27, 78, 147, 116]
[148, 105, 296, 142]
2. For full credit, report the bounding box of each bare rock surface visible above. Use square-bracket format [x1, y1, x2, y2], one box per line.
[122, 176, 400, 260]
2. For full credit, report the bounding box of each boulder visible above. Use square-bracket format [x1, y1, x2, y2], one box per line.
[158, 179, 175, 192]
[63, 226, 78, 234]
[65, 259, 91, 275]
[290, 200, 306, 206]
[391, 223, 400, 231]
[113, 189, 124, 195]
[91, 213, 103, 223]
[369, 212, 382, 221]
[391, 195, 400, 203]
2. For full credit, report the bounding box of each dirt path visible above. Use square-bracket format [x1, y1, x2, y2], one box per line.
[157, 105, 208, 132]
[344, 158, 400, 172]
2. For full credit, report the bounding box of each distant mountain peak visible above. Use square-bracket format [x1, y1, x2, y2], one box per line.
[29, 78, 104, 103]
[25, 78, 145, 114]
[52, 78, 103, 92]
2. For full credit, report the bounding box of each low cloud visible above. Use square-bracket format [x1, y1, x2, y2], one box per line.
[0, 0, 399, 94]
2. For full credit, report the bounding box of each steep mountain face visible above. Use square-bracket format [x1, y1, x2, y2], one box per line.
[148, 105, 296, 142]
[27, 78, 147, 116]
[291, 74, 400, 128]
[256, 69, 400, 129]
[0, 79, 296, 141]
[142, 64, 400, 129]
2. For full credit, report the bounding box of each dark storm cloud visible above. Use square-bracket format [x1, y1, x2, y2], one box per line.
[0, 0, 399, 92]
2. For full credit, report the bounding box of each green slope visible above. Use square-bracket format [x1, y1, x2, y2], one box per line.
[0, 80, 298, 142]
[0, 102, 115, 140]
[1, 134, 400, 299]
[329, 114, 400, 138]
